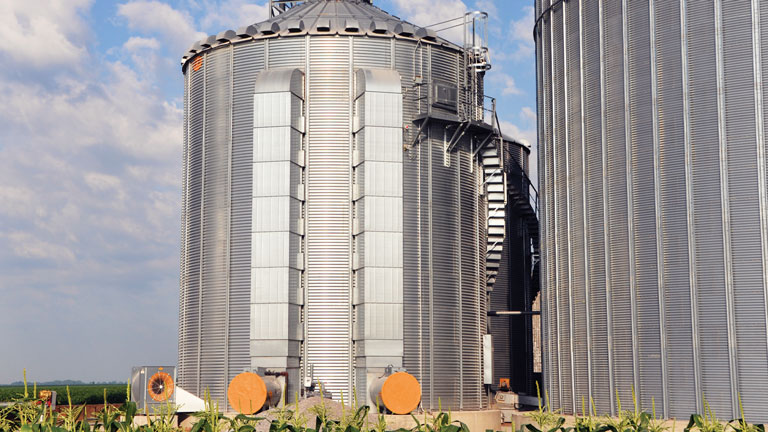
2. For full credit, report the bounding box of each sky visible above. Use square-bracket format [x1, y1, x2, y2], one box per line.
[0, 0, 537, 384]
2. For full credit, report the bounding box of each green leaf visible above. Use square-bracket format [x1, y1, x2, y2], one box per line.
[524, 424, 544, 432]
[190, 419, 207, 432]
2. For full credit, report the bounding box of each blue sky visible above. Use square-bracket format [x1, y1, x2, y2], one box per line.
[0, 0, 535, 384]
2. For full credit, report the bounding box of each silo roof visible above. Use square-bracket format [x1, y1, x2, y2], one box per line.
[181, 0, 459, 67]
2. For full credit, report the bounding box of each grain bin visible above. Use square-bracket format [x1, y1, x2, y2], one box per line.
[177, 0, 537, 412]
[536, 0, 768, 422]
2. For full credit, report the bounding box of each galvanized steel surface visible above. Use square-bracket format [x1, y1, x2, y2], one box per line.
[537, 0, 768, 422]
[178, 0, 494, 409]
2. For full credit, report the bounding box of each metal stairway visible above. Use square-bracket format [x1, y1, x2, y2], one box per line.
[482, 136, 507, 289]
[504, 154, 539, 290]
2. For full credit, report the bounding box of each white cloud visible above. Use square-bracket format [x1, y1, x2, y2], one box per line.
[392, 0, 468, 44]
[487, 70, 523, 96]
[501, 73, 522, 95]
[5, 232, 76, 263]
[0, 0, 185, 384]
[0, 67, 181, 160]
[501, 113, 538, 187]
[0, 0, 92, 68]
[117, 1, 206, 54]
[84, 172, 122, 192]
[509, 5, 535, 60]
[521, 106, 537, 124]
[473, 0, 497, 18]
[0, 2, 182, 289]
[197, 0, 270, 32]
[123, 36, 161, 52]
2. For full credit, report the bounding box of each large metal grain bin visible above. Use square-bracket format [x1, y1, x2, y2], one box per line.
[537, 0, 768, 422]
[177, 0, 536, 412]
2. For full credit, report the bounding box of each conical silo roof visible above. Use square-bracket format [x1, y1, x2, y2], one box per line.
[182, 0, 456, 66]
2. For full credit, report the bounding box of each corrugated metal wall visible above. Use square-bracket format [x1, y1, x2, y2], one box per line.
[305, 36, 353, 400]
[180, 33, 493, 411]
[230, 39, 264, 391]
[537, 0, 768, 421]
[194, 47, 232, 403]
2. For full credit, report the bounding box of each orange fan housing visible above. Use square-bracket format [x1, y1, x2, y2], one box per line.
[147, 371, 175, 402]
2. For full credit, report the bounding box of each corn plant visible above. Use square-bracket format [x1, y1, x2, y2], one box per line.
[524, 382, 564, 432]
[287, 393, 310, 432]
[93, 389, 121, 432]
[685, 398, 726, 432]
[146, 401, 181, 432]
[190, 389, 226, 432]
[270, 393, 300, 432]
[58, 387, 89, 432]
[115, 401, 140, 432]
[727, 396, 765, 432]
[646, 399, 669, 432]
[570, 397, 603, 432]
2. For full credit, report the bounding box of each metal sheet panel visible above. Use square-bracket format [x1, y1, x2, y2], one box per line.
[459, 150, 482, 409]
[305, 36, 352, 400]
[268, 38, 306, 69]
[564, 0, 588, 409]
[722, 1, 768, 418]
[352, 66, 404, 405]
[353, 37, 391, 69]
[229, 40, 265, 393]
[541, 8, 560, 411]
[250, 66, 305, 401]
[397, 38, 423, 394]
[178, 65, 192, 393]
[685, 0, 732, 416]
[199, 47, 231, 403]
[626, 0, 663, 411]
[551, 4, 573, 413]
[580, 0, 612, 414]
[430, 126, 460, 409]
[654, 0, 695, 417]
[601, 0, 634, 411]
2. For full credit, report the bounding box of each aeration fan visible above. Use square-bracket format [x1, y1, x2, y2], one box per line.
[131, 366, 177, 410]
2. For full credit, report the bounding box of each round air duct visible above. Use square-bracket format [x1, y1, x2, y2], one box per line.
[227, 372, 282, 414]
[369, 372, 421, 414]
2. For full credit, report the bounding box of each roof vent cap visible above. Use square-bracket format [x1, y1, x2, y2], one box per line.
[236, 25, 258, 37]
[315, 18, 331, 32]
[216, 30, 236, 42]
[284, 19, 305, 33]
[261, 22, 280, 35]
[395, 22, 415, 37]
[415, 27, 437, 41]
[370, 20, 388, 34]
[344, 18, 360, 32]
[200, 35, 216, 48]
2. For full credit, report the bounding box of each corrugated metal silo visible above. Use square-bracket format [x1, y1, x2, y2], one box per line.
[537, 0, 768, 422]
[177, 0, 535, 412]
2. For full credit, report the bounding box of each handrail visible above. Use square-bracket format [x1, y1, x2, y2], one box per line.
[506, 158, 539, 219]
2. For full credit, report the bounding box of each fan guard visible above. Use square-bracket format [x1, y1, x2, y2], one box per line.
[147, 371, 175, 402]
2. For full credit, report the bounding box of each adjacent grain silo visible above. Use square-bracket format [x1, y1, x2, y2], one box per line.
[536, 0, 768, 422]
[177, 0, 538, 413]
